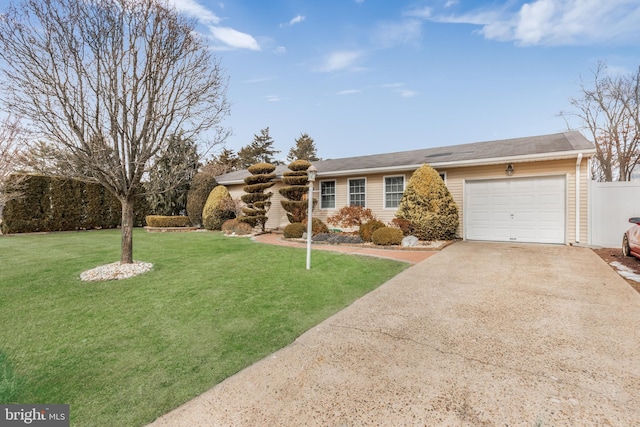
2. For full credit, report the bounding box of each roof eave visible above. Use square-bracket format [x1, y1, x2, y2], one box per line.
[217, 148, 596, 184]
[315, 148, 596, 178]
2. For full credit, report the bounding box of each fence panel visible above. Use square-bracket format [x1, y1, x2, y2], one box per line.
[589, 181, 640, 247]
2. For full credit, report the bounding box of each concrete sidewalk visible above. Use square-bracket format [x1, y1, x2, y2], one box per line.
[149, 242, 640, 426]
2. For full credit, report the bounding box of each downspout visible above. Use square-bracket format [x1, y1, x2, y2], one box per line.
[575, 153, 583, 243]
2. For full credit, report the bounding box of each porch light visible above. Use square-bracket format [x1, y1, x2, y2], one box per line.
[306, 165, 317, 270]
[506, 163, 514, 176]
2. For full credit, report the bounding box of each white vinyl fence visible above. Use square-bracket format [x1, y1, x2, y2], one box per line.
[589, 181, 640, 248]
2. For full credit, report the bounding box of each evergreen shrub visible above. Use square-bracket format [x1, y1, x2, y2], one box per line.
[359, 219, 385, 242]
[372, 227, 403, 246]
[396, 164, 459, 241]
[145, 215, 191, 227]
[186, 172, 217, 228]
[202, 186, 236, 230]
[283, 222, 306, 238]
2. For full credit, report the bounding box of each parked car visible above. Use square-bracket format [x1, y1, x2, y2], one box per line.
[622, 217, 640, 260]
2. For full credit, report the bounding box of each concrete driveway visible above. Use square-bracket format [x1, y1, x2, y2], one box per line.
[149, 242, 640, 426]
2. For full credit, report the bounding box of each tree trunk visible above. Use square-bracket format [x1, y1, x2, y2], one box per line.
[120, 197, 135, 264]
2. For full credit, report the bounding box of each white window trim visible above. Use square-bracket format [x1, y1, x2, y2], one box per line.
[319, 180, 336, 210]
[348, 177, 367, 207]
[383, 174, 405, 209]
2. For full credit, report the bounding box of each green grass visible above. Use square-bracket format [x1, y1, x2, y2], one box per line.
[0, 229, 407, 426]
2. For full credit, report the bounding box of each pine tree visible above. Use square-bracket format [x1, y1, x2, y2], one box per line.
[287, 133, 319, 162]
[237, 127, 281, 169]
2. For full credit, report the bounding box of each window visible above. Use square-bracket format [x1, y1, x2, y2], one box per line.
[438, 171, 446, 182]
[384, 176, 405, 208]
[348, 178, 366, 207]
[320, 180, 336, 209]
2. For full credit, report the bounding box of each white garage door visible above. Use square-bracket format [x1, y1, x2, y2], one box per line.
[465, 176, 566, 244]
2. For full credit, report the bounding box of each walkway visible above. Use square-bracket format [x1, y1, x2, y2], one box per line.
[252, 232, 438, 264]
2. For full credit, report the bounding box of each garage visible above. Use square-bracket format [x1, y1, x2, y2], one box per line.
[464, 176, 566, 244]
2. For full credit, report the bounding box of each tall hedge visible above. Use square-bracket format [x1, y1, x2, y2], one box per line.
[279, 159, 311, 223]
[240, 163, 275, 231]
[395, 164, 459, 241]
[1, 174, 148, 234]
[186, 171, 217, 228]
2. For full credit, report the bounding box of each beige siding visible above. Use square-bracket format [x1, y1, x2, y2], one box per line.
[223, 157, 591, 243]
[444, 158, 588, 243]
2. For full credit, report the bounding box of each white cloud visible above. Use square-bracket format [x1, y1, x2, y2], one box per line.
[208, 26, 260, 51]
[398, 90, 418, 98]
[404, 6, 432, 19]
[169, 0, 221, 24]
[318, 50, 365, 73]
[274, 46, 286, 54]
[266, 95, 284, 102]
[422, 0, 640, 46]
[371, 20, 422, 48]
[289, 15, 305, 26]
[337, 89, 361, 95]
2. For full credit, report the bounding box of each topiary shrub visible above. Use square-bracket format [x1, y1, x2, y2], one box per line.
[240, 163, 275, 231]
[202, 186, 236, 230]
[372, 227, 404, 246]
[145, 215, 191, 227]
[358, 219, 385, 242]
[221, 219, 254, 235]
[283, 222, 306, 238]
[279, 160, 312, 224]
[327, 205, 376, 228]
[186, 172, 217, 228]
[396, 164, 459, 241]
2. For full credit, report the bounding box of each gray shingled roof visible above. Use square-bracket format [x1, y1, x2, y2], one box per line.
[216, 131, 594, 184]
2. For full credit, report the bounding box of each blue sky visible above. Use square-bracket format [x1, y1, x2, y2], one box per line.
[168, 0, 640, 160]
[4, 0, 640, 161]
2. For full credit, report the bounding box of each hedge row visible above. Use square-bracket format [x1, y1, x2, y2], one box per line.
[2, 174, 148, 234]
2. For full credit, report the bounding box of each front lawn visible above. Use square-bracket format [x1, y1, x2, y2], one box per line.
[0, 229, 407, 426]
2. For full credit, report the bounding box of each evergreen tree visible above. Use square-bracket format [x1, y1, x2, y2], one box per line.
[287, 133, 319, 162]
[145, 134, 200, 216]
[207, 147, 239, 174]
[237, 127, 281, 169]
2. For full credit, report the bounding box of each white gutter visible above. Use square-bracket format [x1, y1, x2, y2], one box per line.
[575, 153, 583, 243]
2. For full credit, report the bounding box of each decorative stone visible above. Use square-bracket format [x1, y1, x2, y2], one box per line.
[401, 235, 419, 247]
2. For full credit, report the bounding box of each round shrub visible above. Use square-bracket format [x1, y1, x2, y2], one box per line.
[372, 227, 404, 246]
[221, 219, 254, 235]
[247, 162, 276, 175]
[202, 186, 236, 230]
[359, 219, 385, 242]
[145, 215, 191, 227]
[283, 222, 306, 238]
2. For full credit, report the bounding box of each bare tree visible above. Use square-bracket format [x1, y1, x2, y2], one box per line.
[0, 0, 230, 263]
[0, 116, 25, 209]
[561, 62, 640, 181]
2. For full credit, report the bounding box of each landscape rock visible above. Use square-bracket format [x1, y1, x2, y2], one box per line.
[401, 235, 419, 247]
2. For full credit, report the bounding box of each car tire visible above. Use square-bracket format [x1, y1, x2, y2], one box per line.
[622, 234, 631, 257]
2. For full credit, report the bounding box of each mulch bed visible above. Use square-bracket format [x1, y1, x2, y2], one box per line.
[592, 247, 640, 294]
